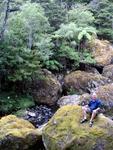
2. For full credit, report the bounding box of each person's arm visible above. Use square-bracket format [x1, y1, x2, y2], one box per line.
[96, 100, 101, 111]
[95, 107, 100, 111]
[88, 100, 91, 107]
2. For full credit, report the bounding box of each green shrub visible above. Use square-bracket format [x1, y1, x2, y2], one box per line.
[0, 92, 35, 114]
[44, 60, 63, 71]
[98, 28, 113, 42]
[58, 45, 80, 61]
[67, 87, 79, 95]
[80, 51, 96, 64]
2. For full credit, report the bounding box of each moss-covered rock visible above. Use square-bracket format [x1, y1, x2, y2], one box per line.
[64, 70, 111, 94]
[94, 83, 113, 111]
[90, 39, 113, 66]
[102, 64, 113, 81]
[43, 105, 113, 150]
[0, 115, 41, 150]
[32, 69, 62, 106]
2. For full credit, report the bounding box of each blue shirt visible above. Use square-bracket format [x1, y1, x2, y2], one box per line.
[88, 99, 101, 111]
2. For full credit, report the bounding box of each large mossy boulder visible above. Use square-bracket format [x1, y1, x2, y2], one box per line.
[43, 105, 113, 150]
[64, 70, 111, 94]
[0, 115, 41, 150]
[31, 69, 62, 106]
[95, 83, 113, 111]
[90, 39, 113, 66]
[102, 64, 113, 81]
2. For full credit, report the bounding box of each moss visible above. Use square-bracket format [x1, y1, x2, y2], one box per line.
[43, 105, 113, 150]
[64, 70, 109, 94]
[90, 39, 113, 66]
[0, 115, 42, 150]
[0, 115, 34, 129]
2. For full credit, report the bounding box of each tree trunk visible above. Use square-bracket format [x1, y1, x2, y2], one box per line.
[28, 27, 33, 50]
[0, 0, 10, 41]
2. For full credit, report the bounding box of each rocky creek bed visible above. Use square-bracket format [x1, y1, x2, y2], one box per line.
[23, 105, 57, 128]
[1, 39, 113, 150]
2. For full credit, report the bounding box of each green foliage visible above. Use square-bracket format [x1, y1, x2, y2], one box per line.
[0, 93, 35, 114]
[55, 23, 96, 43]
[36, 37, 54, 62]
[32, 0, 67, 30]
[78, 27, 96, 41]
[80, 51, 96, 64]
[44, 60, 63, 71]
[55, 23, 78, 40]
[0, 44, 41, 81]
[53, 5, 96, 70]
[55, 5, 96, 44]
[98, 28, 113, 41]
[67, 87, 79, 95]
[13, 109, 27, 117]
[55, 0, 91, 10]
[0, 2, 52, 81]
[68, 6, 95, 27]
[8, 2, 49, 46]
[89, 0, 113, 41]
[54, 44, 80, 69]
[44, 2, 67, 30]
[58, 44, 80, 61]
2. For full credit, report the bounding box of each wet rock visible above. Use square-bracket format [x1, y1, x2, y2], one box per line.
[64, 70, 111, 94]
[0, 115, 41, 150]
[21, 105, 55, 128]
[31, 69, 62, 106]
[102, 64, 113, 81]
[43, 105, 113, 150]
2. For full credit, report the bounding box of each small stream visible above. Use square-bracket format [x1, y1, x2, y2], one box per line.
[23, 105, 58, 128]
[21, 105, 58, 150]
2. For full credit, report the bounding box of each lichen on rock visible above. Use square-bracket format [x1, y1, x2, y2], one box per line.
[64, 70, 111, 94]
[94, 83, 113, 113]
[102, 64, 113, 81]
[0, 115, 41, 150]
[43, 105, 113, 150]
[90, 39, 113, 66]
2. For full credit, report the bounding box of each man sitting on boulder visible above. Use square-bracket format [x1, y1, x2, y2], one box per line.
[80, 93, 101, 127]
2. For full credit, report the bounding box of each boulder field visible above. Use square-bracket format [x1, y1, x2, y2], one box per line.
[1, 39, 113, 150]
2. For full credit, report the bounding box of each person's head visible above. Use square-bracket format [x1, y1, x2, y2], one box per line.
[91, 93, 97, 100]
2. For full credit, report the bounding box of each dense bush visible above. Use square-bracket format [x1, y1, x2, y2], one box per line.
[0, 2, 52, 81]
[0, 93, 35, 115]
[89, 0, 113, 41]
